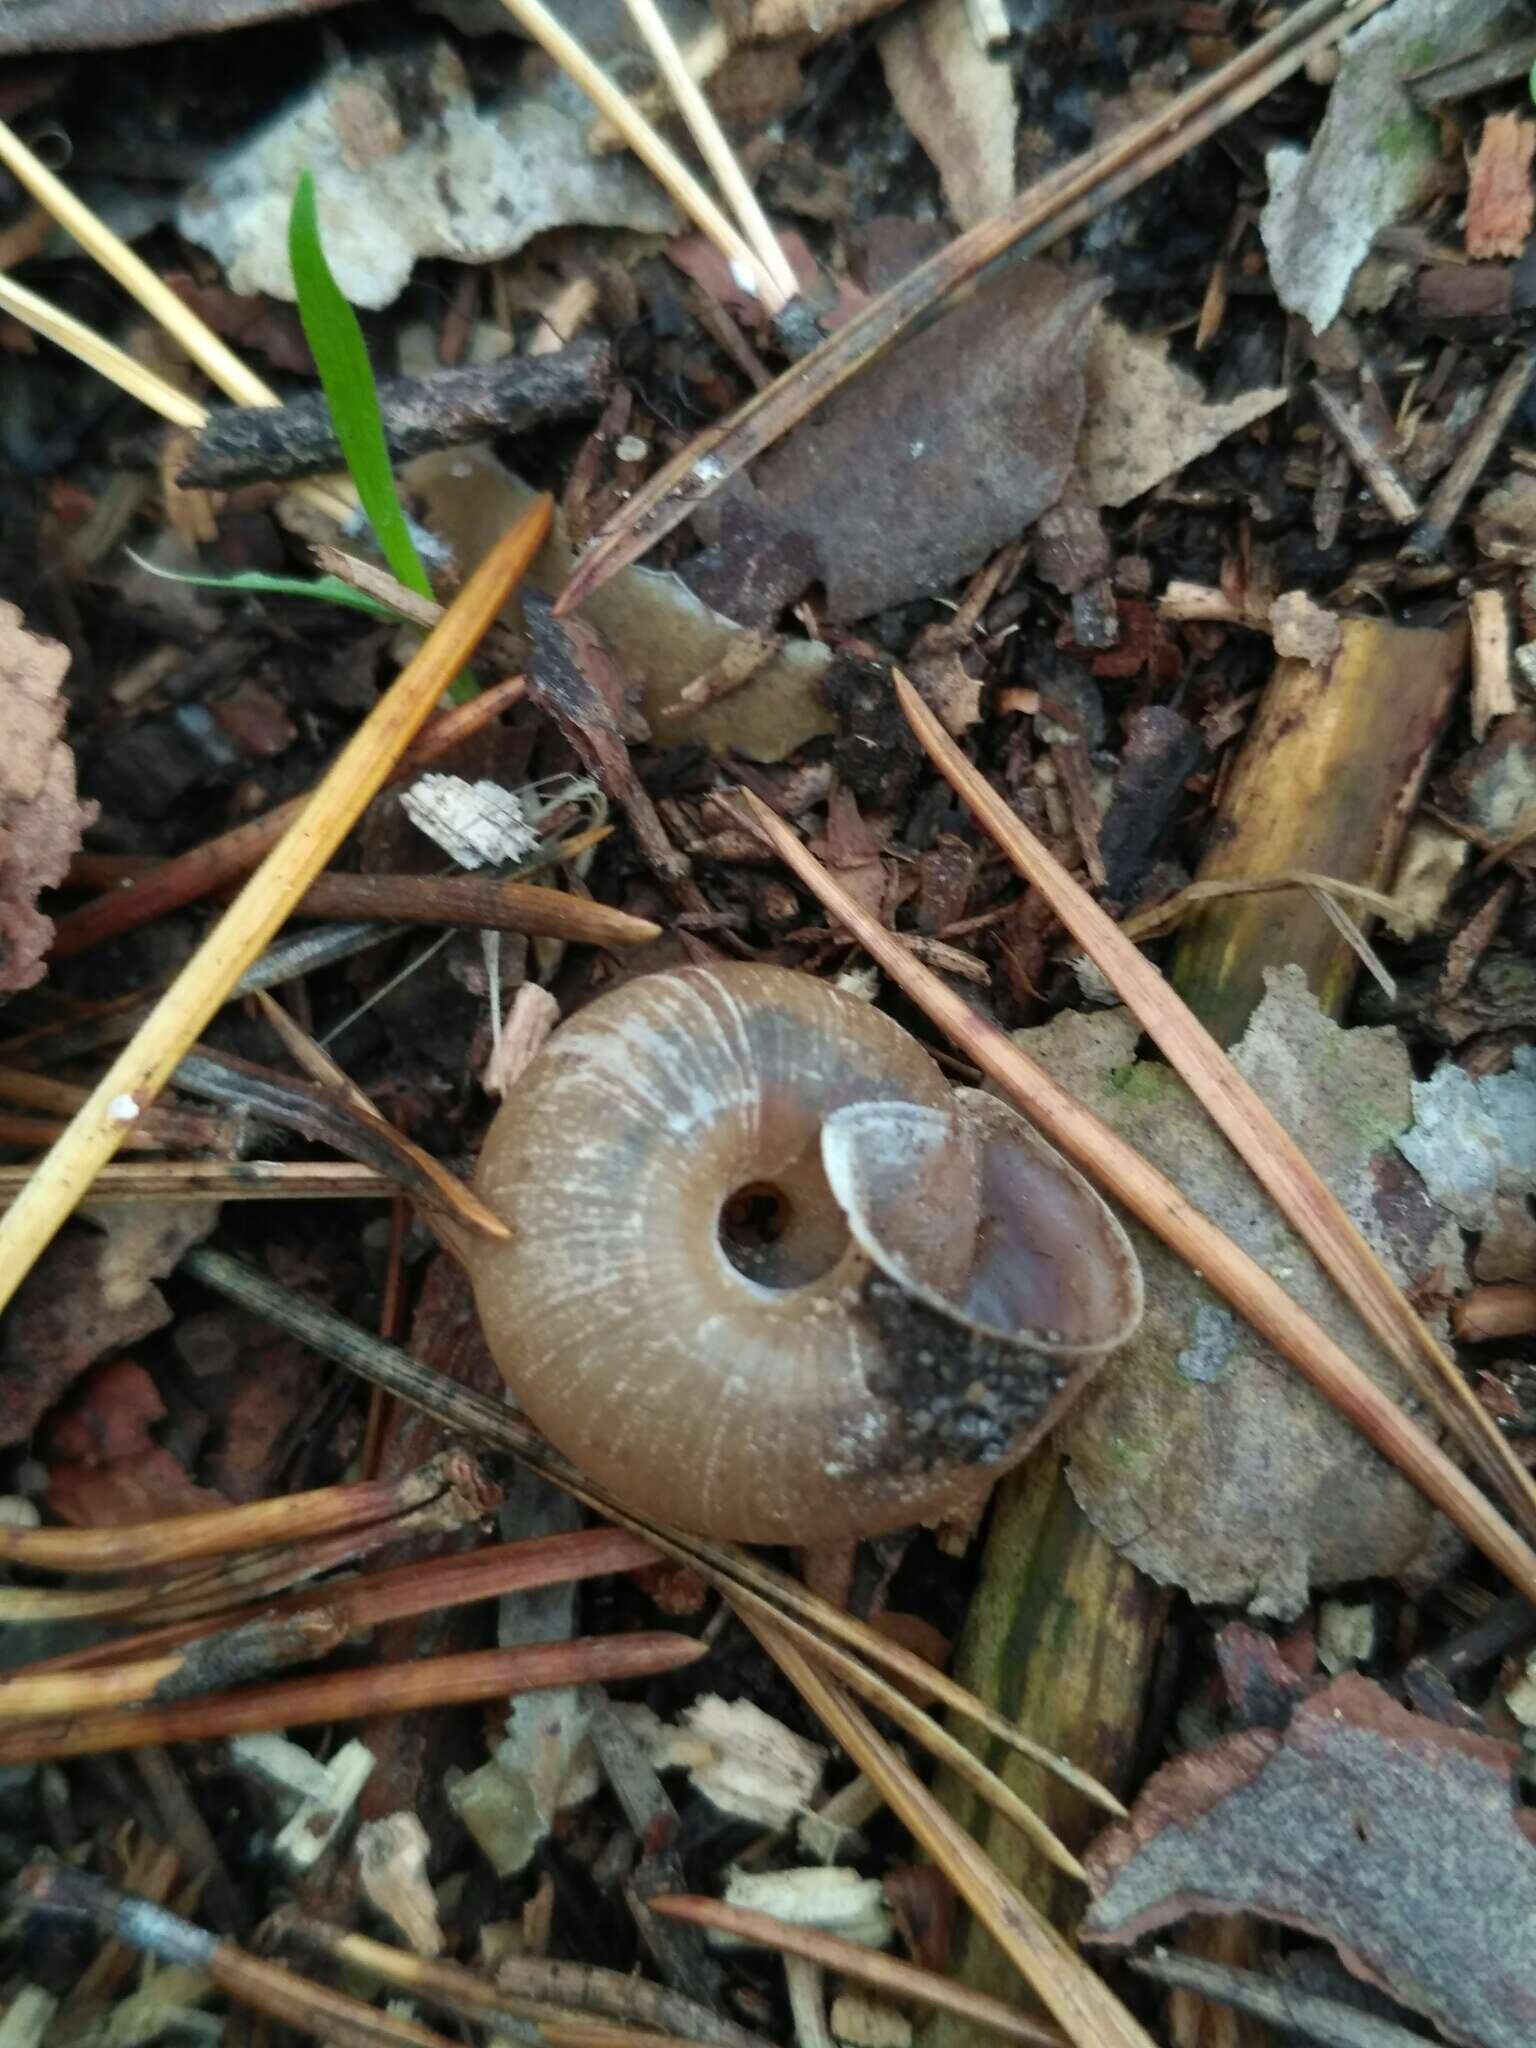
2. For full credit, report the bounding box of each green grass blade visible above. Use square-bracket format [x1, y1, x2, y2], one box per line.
[287, 171, 433, 602]
[124, 553, 403, 621]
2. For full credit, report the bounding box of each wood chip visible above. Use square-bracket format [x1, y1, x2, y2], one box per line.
[1467, 111, 1536, 262]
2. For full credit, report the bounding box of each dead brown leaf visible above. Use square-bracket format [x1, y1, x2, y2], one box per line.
[1084, 1673, 1536, 2048]
[727, 262, 1105, 622]
[0, 1229, 172, 1448]
[0, 603, 97, 992]
[43, 1357, 227, 1527]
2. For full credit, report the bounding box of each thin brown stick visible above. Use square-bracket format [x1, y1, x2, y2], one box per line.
[0, 1067, 232, 1152]
[0, 1160, 396, 1205]
[281, 1917, 772, 2048]
[747, 1616, 1155, 2048]
[17, 1528, 659, 1678]
[0, 1635, 707, 1764]
[286, 870, 661, 947]
[651, 1899, 1064, 2047]
[737, 789, 1536, 1608]
[51, 674, 528, 959]
[0, 1462, 459, 1574]
[12, 1862, 461, 2048]
[894, 670, 1536, 1539]
[556, 0, 1393, 613]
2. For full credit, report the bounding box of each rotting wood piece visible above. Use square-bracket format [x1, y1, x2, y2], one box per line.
[177, 344, 613, 487]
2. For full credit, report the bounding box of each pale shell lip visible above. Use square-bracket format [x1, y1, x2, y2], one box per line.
[822, 1091, 1143, 1359]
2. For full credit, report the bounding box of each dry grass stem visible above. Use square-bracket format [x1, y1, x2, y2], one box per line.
[0, 1464, 456, 1574]
[0, 273, 208, 428]
[557, 0, 1394, 612]
[617, 0, 797, 305]
[1118, 871, 1403, 944]
[17, 1527, 659, 1678]
[895, 670, 1536, 1536]
[0, 1635, 706, 1764]
[738, 788, 1536, 1607]
[651, 1898, 1065, 2047]
[747, 1614, 1156, 2048]
[0, 117, 275, 405]
[0, 497, 552, 1316]
[719, 1583, 1086, 1879]
[495, 0, 782, 306]
[54, 673, 529, 958]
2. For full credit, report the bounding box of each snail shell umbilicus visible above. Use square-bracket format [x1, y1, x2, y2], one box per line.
[467, 964, 1142, 1543]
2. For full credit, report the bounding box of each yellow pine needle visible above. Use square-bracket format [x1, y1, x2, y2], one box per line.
[0, 499, 551, 1317]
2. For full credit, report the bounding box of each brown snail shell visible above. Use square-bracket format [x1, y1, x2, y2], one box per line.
[468, 963, 1141, 1543]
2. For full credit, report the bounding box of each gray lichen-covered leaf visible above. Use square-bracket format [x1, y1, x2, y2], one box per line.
[1260, 0, 1519, 334]
[178, 41, 678, 309]
[1396, 1048, 1536, 1282]
[1031, 968, 1464, 1616]
[1083, 1675, 1536, 2048]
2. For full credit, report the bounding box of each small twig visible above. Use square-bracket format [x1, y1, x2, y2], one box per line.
[1310, 380, 1419, 525]
[0, 501, 551, 1318]
[179, 343, 613, 487]
[20, 1528, 659, 1680]
[496, 0, 785, 310]
[617, 0, 796, 307]
[309, 551, 528, 673]
[278, 1917, 772, 2048]
[1128, 1950, 1432, 2048]
[0, 1160, 395, 1205]
[53, 674, 529, 959]
[1452, 1283, 1536, 1344]
[10, 1861, 467, 2048]
[0, 1066, 232, 1153]
[1404, 348, 1536, 561]
[736, 786, 1536, 1607]
[891, 671, 1536, 1540]
[745, 1615, 1155, 2048]
[282, 869, 662, 947]
[173, 1047, 509, 1243]
[556, 0, 1395, 613]
[0, 1635, 707, 1765]
[650, 1899, 1063, 2047]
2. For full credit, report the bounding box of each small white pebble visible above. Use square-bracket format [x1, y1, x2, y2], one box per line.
[108, 1094, 141, 1123]
[613, 434, 649, 464]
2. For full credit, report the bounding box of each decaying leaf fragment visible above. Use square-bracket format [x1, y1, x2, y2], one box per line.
[730, 261, 1105, 621]
[1076, 320, 1285, 509]
[1040, 968, 1465, 1616]
[879, 0, 1017, 231]
[0, 602, 96, 994]
[1084, 1673, 1536, 2048]
[1467, 110, 1536, 261]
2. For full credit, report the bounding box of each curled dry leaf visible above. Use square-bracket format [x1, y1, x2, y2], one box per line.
[1084, 1673, 1536, 2048]
[1042, 968, 1465, 1617]
[0, 601, 96, 994]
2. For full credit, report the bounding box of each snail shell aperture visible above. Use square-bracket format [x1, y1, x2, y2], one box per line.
[468, 963, 1142, 1543]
